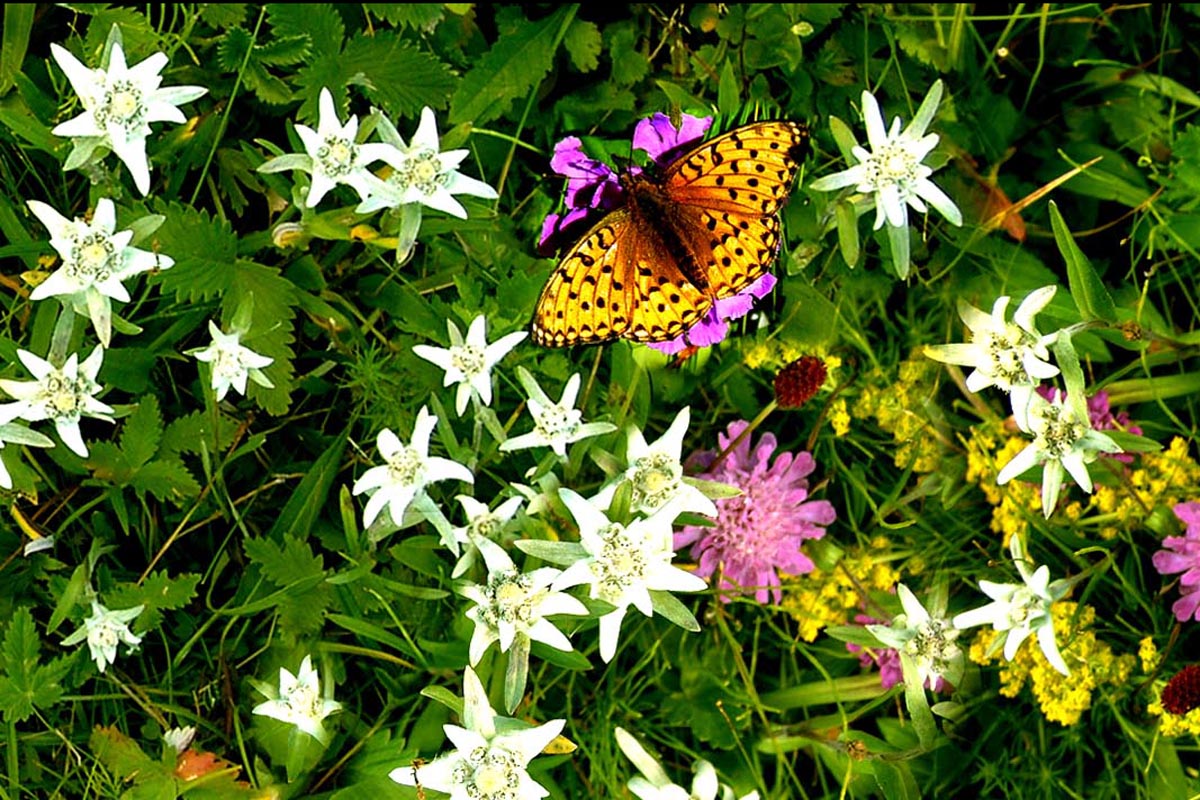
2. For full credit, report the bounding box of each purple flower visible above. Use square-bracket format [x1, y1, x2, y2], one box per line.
[1036, 388, 1141, 463]
[1153, 502, 1200, 622]
[845, 614, 905, 690]
[674, 420, 836, 603]
[631, 112, 712, 166]
[649, 273, 777, 356]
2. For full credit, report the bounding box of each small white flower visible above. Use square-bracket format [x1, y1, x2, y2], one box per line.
[252, 655, 341, 745]
[867, 584, 962, 689]
[0, 347, 113, 457]
[356, 106, 499, 217]
[461, 536, 588, 666]
[552, 489, 708, 662]
[390, 667, 564, 798]
[188, 321, 274, 401]
[810, 80, 962, 231]
[26, 198, 172, 346]
[259, 87, 402, 208]
[952, 536, 1071, 675]
[413, 315, 527, 416]
[449, 495, 525, 578]
[615, 727, 759, 800]
[996, 389, 1122, 517]
[352, 406, 473, 529]
[50, 29, 207, 195]
[925, 285, 1060, 421]
[162, 726, 196, 754]
[500, 368, 617, 458]
[0, 422, 55, 490]
[61, 600, 144, 673]
[594, 407, 718, 519]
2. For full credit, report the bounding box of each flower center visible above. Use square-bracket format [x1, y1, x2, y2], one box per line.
[285, 682, 322, 719]
[628, 452, 682, 514]
[1033, 403, 1088, 459]
[67, 231, 117, 285]
[386, 445, 426, 487]
[534, 403, 581, 443]
[865, 142, 921, 193]
[450, 344, 486, 378]
[90, 621, 122, 652]
[977, 322, 1044, 388]
[317, 137, 359, 178]
[454, 747, 521, 800]
[468, 512, 503, 541]
[1006, 586, 1049, 629]
[40, 371, 92, 423]
[480, 570, 538, 628]
[904, 618, 961, 668]
[590, 523, 646, 603]
[97, 80, 146, 128]
[395, 150, 447, 196]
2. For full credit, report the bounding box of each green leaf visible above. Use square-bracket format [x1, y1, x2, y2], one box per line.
[564, 19, 601, 73]
[872, 761, 922, 800]
[107, 573, 200, 630]
[718, 60, 740, 115]
[228, 261, 298, 416]
[160, 410, 240, 459]
[152, 203, 238, 303]
[449, 6, 574, 125]
[244, 536, 332, 637]
[267, 2, 343, 55]
[129, 460, 202, 503]
[834, 198, 861, 267]
[1, 5, 35, 97]
[648, 590, 700, 631]
[89, 725, 159, 781]
[0, 607, 66, 723]
[199, 3, 248, 29]
[901, 653, 937, 750]
[1049, 201, 1116, 322]
[345, 32, 458, 116]
[265, 432, 348, 541]
[607, 23, 648, 86]
[366, 3, 445, 31]
[120, 396, 163, 470]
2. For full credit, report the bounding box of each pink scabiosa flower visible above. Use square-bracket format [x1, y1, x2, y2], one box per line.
[1153, 502, 1200, 622]
[674, 420, 836, 603]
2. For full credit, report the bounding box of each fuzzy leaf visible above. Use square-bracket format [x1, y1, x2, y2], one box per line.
[449, 7, 573, 125]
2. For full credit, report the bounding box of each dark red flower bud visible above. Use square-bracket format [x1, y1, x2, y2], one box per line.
[1162, 664, 1200, 716]
[774, 356, 827, 409]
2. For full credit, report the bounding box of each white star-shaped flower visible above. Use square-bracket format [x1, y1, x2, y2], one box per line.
[952, 535, 1072, 675]
[996, 389, 1122, 517]
[258, 87, 402, 208]
[925, 285, 1060, 422]
[26, 198, 173, 346]
[461, 536, 587, 666]
[594, 407, 718, 519]
[50, 28, 207, 195]
[390, 667, 564, 799]
[352, 406, 474, 529]
[810, 79, 962, 231]
[551, 489, 708, 662]
[499, 367, 617, 458]
[412, 315, 526, 416]
[252, 655, 342, 745]
[0, 422, 54, 490]
[449, 494, 525, 578]
[188, 321, 275, 401]
[615, 726, 760, 800]
[866, 584, 963, 689]
[61, 600, 144, 673]
[0, 347, 113, 457]
[356, 107, 499, 217]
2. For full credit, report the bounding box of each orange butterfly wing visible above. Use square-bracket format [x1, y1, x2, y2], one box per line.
[533, 120, 809, 347]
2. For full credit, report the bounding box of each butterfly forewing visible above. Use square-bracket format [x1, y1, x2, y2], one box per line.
[533, 119, 808, 347]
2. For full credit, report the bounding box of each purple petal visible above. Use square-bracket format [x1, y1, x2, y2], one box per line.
[632, 113, 713, 165]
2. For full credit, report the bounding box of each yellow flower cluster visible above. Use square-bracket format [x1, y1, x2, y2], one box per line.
[1065, 437, 1200, 539]
[1140, 638, 1200, 737]
[963, 422, 1041, 544]
[779, 537, 900, 642]
[852, 357, 943, 473]
[968, 602, 1133, 726]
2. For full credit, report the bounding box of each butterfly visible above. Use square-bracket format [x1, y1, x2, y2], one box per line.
[532, 120, 810, 347]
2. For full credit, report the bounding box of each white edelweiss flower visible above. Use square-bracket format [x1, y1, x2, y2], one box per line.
[996, 389, 1122, 518]
[952, 536, 1072, 675]
[259, 87, 402, 208]
[866, 584, 962, 690]
[61, 600, 144, 673]
[552, 489, 708, 663]
[499, 367, 617, 458]
[810, 79, 962, 231]
[412, 315, 527, 416]
[594, 407, 718, 519]
[252, 655, 342, 745]
[352, 406, 474, 529]
[925, 285, 1060, 422]
[188, 321, 275, 402]
[0, 422, 55, 490]
[27, 198, 173, 347]
[390, 667, 565, 799]
[460, 536, 588, 666]
[0, 347, 113, 457]
[615, 727, 760, 800]
[162, 725, 196, 754]
[356, 106, 499, 217]
[50, 29, 207, 195]
[449, 494, 525, 578]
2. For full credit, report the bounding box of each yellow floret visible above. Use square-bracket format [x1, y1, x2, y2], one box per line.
[779, 542, 901, 642]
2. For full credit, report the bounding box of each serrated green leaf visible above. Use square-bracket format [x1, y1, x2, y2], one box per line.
[138, 572, 201, 611]
[267, 3, 343, 55]
[90, 725, 158, 780]
[345, 33, 458, 116]
[151, 202, 238, 303]
[228, 261, 297, 416]
[607, 23, 648, 86]
[564, 19, 601, 73]
[120, 395, 163, 470]
[0, 607, 49, 722]
[216, 26, 254, 73]
[449, 7, 573, 125]
[130, 460, 202, 502]
[266, 432, 348, 541]
[1049, 201, 1116, 322]
[200, 3, 248, 29]
[366, 4, 444, 32]
[257, 34, 310, 66]
[246, 535, 326, 586]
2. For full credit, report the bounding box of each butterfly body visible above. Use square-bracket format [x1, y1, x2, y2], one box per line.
[534, 120, 810, 348]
